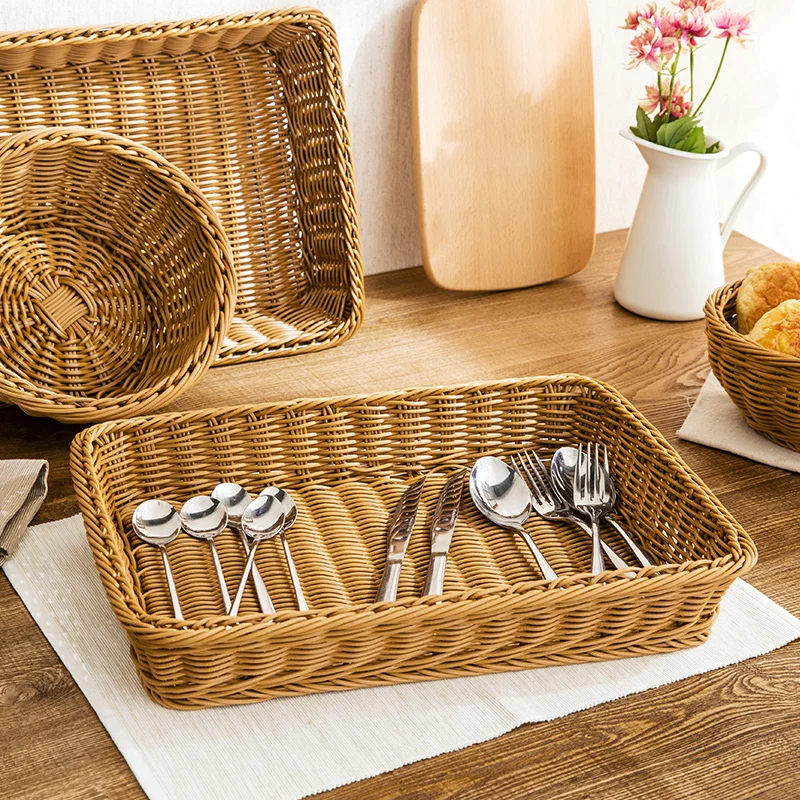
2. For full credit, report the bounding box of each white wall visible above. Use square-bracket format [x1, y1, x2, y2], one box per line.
[1, 0, 796, 274]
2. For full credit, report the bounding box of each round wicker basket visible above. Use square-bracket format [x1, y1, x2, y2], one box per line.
[0, 127, 236, 423]
[705, 280, 800, 451]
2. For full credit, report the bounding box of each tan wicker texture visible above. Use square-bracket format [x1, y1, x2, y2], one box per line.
[70, 375, 755, 709]
[0, 126, 235, 423]
[0, 8, 364, 365]
[706, 281, 800, 451]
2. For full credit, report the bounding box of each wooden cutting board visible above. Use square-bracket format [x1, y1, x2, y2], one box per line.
[412, 0, 595, 291]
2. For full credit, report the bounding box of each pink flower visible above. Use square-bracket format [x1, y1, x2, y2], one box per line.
[672, 8, 712, 45]
[639, 80, 693, 117]
[714, 9, 753, 44]
[627, 22, 678, 70]
[675, 0, 723, 11]
[621, 2, 658, 30]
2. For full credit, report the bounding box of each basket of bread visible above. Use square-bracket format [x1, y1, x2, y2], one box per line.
[706, 262, 800, 451]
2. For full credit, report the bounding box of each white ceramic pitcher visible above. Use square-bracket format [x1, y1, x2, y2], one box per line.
[615, 128, 766, 321]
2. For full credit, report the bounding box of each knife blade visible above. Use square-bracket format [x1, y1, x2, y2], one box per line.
[423, 469, 467, 596]
[375, 474, 427, 602]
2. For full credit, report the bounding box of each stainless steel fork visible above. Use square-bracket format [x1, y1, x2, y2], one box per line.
[573, 443, 607, 574]
[510, 451, 629, 571]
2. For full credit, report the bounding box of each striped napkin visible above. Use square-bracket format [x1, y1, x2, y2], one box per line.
[0, 459, 48, 564]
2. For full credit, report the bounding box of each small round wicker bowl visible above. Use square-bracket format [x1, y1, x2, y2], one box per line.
[0, 127, 236, 423]
[705, 279, 800, 451]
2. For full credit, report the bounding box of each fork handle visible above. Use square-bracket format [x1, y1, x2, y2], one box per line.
[517, 528, 557, 581]
[568, 517, 629, 571]
[590, 520, 605, 575]
[608, 516, 652, 567]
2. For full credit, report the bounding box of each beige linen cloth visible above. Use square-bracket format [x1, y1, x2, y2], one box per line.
[3, 511, 799, 800]
[679, 372, 800, 471]
[0, 459, 48, 564]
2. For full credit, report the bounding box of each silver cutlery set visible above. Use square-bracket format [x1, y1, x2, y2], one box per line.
[131, 482, 307, 620]
[379, 444, 652, 601]
[131, 445, 650, 618]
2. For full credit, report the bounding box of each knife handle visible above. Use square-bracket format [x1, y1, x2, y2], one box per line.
[376, 560, 402, 602]
[423, 554, 447, 596]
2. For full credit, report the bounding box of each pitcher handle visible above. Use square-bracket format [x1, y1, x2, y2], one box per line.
[716, 142, 767, 248]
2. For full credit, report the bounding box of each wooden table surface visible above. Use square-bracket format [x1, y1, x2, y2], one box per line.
[2, 229, 798, 800]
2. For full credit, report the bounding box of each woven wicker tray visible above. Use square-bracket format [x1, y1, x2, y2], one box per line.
[0, 9, 363, 365]
[70, 375, 756, 709]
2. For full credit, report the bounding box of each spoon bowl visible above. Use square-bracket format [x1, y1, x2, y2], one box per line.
[470, 457, 557, 580]
[179, 495, 228, 540]
[470, 456, 533, 528]
[132, 499, 181, 546]
[211, 483, 252, 529]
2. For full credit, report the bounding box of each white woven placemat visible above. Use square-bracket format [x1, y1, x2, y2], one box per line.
[5, 513, 800, 800]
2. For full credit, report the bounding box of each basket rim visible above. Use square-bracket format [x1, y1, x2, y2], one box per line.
[70, 373, 757, 640]
[0, 125, 237, 422]
[0, 7, 326, 54]
[705, 279, 800, 365]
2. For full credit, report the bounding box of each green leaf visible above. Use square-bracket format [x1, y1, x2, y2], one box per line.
[674, 125, 707, 153]
[706, 140, 721, 154]
[636, 107, 657, 142]
[656, 115, 698, 149]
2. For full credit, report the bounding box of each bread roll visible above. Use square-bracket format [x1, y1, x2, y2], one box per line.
[736, 261, 800, 334]
[746, 298, 800, 358]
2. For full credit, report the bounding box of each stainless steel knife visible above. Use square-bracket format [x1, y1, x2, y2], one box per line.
[375, 475, 427, 602]
[423, 468, 467, 596]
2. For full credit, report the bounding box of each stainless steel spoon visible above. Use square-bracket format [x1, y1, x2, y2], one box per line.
[179, 495, 231, 613]
[470, 457, 558, 581]
[229, 495, 286, 616]
[211, 483, 275, 614]
[551, 446, 652, 567]
[259, 486, 308, 611]
[131, 499, 183, 620]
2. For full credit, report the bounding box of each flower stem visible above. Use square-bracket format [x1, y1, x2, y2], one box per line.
[666, 44, 681, 119]
[690, 48, 695, 103]
[695, 37, 730, 116]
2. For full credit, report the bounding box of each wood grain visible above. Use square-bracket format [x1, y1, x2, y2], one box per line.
[412, 0, 595, 290]
[1, 229, 798, 800]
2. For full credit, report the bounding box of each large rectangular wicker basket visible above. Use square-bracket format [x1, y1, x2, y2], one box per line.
[0, 9, 363, 365]
[70, 375, 755, 709]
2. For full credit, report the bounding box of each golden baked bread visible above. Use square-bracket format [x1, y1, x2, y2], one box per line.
[746, 299, 800, 358]
[736, 261, 800, 333]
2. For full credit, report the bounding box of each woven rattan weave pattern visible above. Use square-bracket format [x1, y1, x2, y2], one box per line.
[70, 375, 755, 709]
[0, 9, 364, 365]
[0, 126, 235, 423]
[706, 281, 800, 451]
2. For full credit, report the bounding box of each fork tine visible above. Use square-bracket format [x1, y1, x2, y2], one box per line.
[576, 442, 585, 499]
[522, 450, 552, 502]
[512, 452, 544, 505]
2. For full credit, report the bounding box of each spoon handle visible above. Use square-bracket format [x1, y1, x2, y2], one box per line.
[209, 540, 231, 613]
[608, 516, 652, 567]
[230, 541, 260, 616]
[517, 528, 557, 581]
[238, 529, 275, 614]
[160, 546, 183, 620]
[281, 533, 308, 612]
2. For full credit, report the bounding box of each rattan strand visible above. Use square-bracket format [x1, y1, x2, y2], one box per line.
[706, 281, 800, 451]
[0, 126, 235, 423]
[70, 375, 756, 709]
[0, 9, 364, 365]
